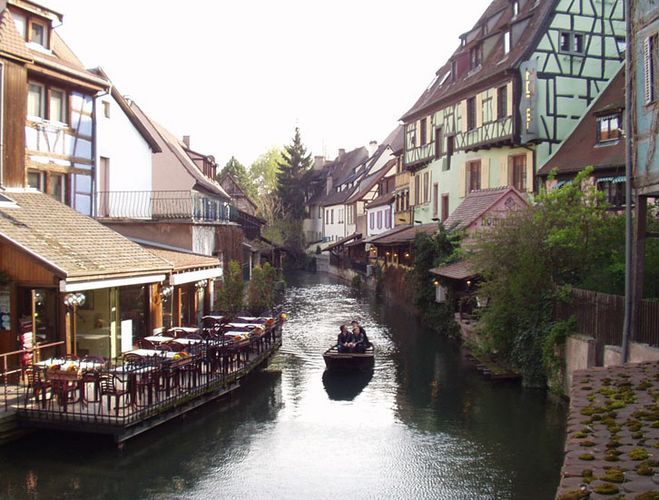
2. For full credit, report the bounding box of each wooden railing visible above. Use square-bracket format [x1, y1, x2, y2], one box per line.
[1, 341, 65, 411]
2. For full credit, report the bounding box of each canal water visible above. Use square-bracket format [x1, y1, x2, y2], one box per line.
[0, 272, 566, 499]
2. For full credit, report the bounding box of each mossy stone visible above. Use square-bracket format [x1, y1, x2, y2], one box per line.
[579, 453, 595, 461]
[628, 448, 650, 460]
[593, 483, 619, 495]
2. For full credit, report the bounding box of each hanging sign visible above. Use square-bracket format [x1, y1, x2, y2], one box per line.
[519, 60, 538, 143]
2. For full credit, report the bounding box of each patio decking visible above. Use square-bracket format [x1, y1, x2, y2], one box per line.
[5, 327, 282, 443]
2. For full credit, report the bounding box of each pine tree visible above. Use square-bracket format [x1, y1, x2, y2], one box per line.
[276, 127, 313, 220]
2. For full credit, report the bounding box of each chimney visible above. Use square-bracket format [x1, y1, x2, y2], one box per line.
[367, 140, 378, 157]
[338, 148, 346, 158]
[326, 173, 333, 195]
[314, 155, 326, 171]
[182, 135, 190, 148]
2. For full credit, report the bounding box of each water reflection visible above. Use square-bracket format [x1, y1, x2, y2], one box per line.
[0, 272, 566, 500]
[322, 369, 373, 401]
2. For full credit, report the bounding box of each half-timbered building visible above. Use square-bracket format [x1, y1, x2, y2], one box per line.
[400, 0, 626, 225]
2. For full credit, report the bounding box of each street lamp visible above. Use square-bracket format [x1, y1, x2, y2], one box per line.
[63, 292, 86, 355]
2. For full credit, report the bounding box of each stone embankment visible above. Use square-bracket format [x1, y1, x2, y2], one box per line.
[557, 362, 659, 499]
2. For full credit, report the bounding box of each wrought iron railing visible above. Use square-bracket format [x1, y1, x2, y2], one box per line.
[96, 191, 231, 223]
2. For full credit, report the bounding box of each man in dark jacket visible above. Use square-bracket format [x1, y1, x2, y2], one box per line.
[337, 324, 351, 352]
[351, 321, 369, 353]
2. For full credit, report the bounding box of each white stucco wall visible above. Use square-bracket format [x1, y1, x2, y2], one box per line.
[323, 204, 346, 242]
[366, 203, 394, 237]
[95, 95, 153, 208]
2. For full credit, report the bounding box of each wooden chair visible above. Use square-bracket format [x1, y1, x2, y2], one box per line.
[27, 366, 52, 409]
[164, 341, 185, 352]
[98, 375, 130, 416]
[138, 338, 156, 350]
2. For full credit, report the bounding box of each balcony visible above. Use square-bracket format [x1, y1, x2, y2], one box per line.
[96, 191, 231, 223]
[395, 171, 411, 191]
[404, 142, 435, 168]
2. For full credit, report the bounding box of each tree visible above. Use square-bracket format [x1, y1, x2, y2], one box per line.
[246, 262, 280, 314]
[216, 260, 244, 314]
[250, 148, 283, 197]
[470, 169, 620, 386]
[276, 128, 313, 220]
[219, 156, 257, 200]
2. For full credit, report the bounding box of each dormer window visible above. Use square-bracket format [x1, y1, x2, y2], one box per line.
[504, 30, 511, 55]
[11, 9, 50, 49]
[469, 43, 483, 69]
[596, 113, 622, 143]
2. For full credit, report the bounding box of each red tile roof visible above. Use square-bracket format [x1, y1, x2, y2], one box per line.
[444, 187, 527, 231]
[0, 8, 31, 61]
[539, 66, 625, 176]
[430, 260, 475, 280]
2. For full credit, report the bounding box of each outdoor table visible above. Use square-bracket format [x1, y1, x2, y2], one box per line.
[111, 364, 158, 406]
[235, 316, 271, 323]
[124, 349, 177, 359]
[167, 326, 199, 334]
[144, 336, 175, 344]
[226, 322, 265, 329]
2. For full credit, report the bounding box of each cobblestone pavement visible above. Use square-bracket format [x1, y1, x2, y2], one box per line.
[557, 362, 659, 499]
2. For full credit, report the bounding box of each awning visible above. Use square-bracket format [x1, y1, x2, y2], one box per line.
[596, 176, 626, 184]
[324, 232, 362, 252]
[429, 260, 475, 281]
[60, 273, 167, 292]
[170, 267, 223, 285]
[370, 223, 437, 246]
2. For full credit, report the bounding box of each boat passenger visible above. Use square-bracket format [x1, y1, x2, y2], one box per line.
[351, 321, 370, 350]
[351, 322, 368, 353]
[337, 325, 351, 353]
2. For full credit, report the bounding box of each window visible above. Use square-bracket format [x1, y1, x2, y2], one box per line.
[13, 12, 26, 38]
[469, 43, 482, 69]
[509, 155, 527, 192]
[370, 212, 375, 230]
[325, 210, 329, 224]
[597, 113, 622, 143]
[441, 194, 449, 222]
[446, 136, 454, 171]
[467, 97, 476, 131]
[466, 160, 481, 193]
[423, 171, 430, 203]
[28, 82, 67, 123]
[435, 127, 443, 159]
[644, 34, 658, 104]
[414, 174, 420, 205]
[385, 209, 391, 229]
[50, 174, 66, 203]
[504, 30, 511, 55]
[331, 209, 334, 224]
[497, 85, 508, 120]
[28, 83, 45, 118]
[103, 100, 111, 118]
[420, 117, 427, 145]
[30, 20, 46, 47]
[597, 178, 626, 207]
[49, 89, 65, 123]
[377, 211, 382, 229]
[338, 208, 344, 224]
[559, 31, 586, 55]
[432, 183, 439, 218]
[318, 206, 322, 219]
[27, 170, 45, 191]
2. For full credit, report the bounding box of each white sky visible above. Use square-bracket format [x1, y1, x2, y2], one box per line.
[47, 0, 492, 167]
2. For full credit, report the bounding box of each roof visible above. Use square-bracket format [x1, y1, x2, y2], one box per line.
[539, 66, 625, 176]
[430, 260, 475, 280]
[218, 172, 258, 214]
[363, 224, 410, 243]
[129, 101, 230, 199]
[313, 147, 370, 206]
[381, 125, 404, 154]
[369, 223, 438, 246]
[324, 232, 362, 252]
[346, 158, 396, 204]
[0, 8, 32, 61]
[90, 67, 162, 154]
[444, 187, 527, 230]
[142, 247, 220, 272]
[0, 191, 170, 280]
[401, 0, 556, 121]
[366, 191, 395, 209]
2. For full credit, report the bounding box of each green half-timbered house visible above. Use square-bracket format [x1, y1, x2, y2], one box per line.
[400, 0, 626, 225]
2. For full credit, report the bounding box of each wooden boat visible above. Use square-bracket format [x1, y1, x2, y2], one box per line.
[323, 344, 375, 371]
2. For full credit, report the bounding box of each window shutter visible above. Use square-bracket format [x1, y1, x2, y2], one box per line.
[507, 156, 514, 187]
[645, 36, 653, 104]
[525, 152, 534, 192]
[476, 93, 483, 128]
[459, 162, 466, 197]
[481, 158, 490, 189]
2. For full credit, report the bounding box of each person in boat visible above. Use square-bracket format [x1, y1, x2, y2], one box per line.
[351, 321, 368, 353]
[337, 324, 351, 353]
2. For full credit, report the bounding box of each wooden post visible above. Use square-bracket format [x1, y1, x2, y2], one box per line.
[65, 309, 72, 355]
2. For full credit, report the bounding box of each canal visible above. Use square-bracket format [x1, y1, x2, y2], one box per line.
[0, 272, 566, 499]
